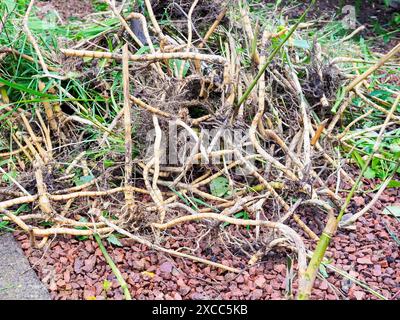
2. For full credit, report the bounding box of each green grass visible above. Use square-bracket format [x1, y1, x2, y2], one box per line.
[0, 0, 131, 164]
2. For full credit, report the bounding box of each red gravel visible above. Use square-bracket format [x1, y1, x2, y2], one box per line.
[14, 183, 400, 300]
